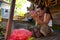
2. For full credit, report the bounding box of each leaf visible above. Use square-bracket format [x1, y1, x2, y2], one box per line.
[14, 0, 27, 16]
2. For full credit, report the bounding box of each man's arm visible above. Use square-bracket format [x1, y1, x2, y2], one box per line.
[44, 13, 51, 25]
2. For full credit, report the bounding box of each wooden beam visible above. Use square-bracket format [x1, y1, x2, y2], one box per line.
[0, 0, 10, 4]
[5, 0, 16, 40]
[38, 0, 41, 5]
[34, 0, 36, 3]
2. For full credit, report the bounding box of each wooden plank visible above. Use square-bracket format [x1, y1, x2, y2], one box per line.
[50, 5, 60, 13]
[5, 0, 16, 40]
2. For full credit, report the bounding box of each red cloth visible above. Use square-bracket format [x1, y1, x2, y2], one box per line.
[8, 29, 32, 40]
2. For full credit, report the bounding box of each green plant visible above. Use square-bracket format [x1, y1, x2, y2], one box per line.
[0, 25, 5, 36]
[53, 24, 60, 30]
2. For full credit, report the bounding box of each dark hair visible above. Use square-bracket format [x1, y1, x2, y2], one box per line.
[37, 4, 45, 10]
[37, 6, 44, 10]
[45, 7, 53, 19]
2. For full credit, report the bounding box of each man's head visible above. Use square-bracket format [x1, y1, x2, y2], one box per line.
[36, 5, 45, 16]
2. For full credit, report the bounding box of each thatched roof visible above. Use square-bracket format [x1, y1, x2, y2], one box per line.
[27, 0, 60, 13]
[28, 0, 60, 7]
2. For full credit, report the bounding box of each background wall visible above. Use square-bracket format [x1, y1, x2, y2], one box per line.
[1, 3, 10, 19]
[52, 12, 60, 25]
[50, 4, 60, 25]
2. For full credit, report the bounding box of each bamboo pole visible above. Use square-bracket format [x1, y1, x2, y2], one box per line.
[5, 0, 16, 40]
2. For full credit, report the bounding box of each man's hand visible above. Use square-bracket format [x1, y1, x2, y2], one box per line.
[31, 13, 38, 20]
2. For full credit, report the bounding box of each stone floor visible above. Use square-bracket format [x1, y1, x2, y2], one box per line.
[36, 30, 60, 40]
[0, 22, 60, 40]
[0, 30, 60, 40]
[13, 22, 60, 40]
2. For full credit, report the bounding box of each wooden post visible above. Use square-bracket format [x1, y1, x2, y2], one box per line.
[5, 0, 16, 40]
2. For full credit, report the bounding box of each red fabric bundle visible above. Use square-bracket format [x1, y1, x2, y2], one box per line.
[8, 29, 32, 40]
